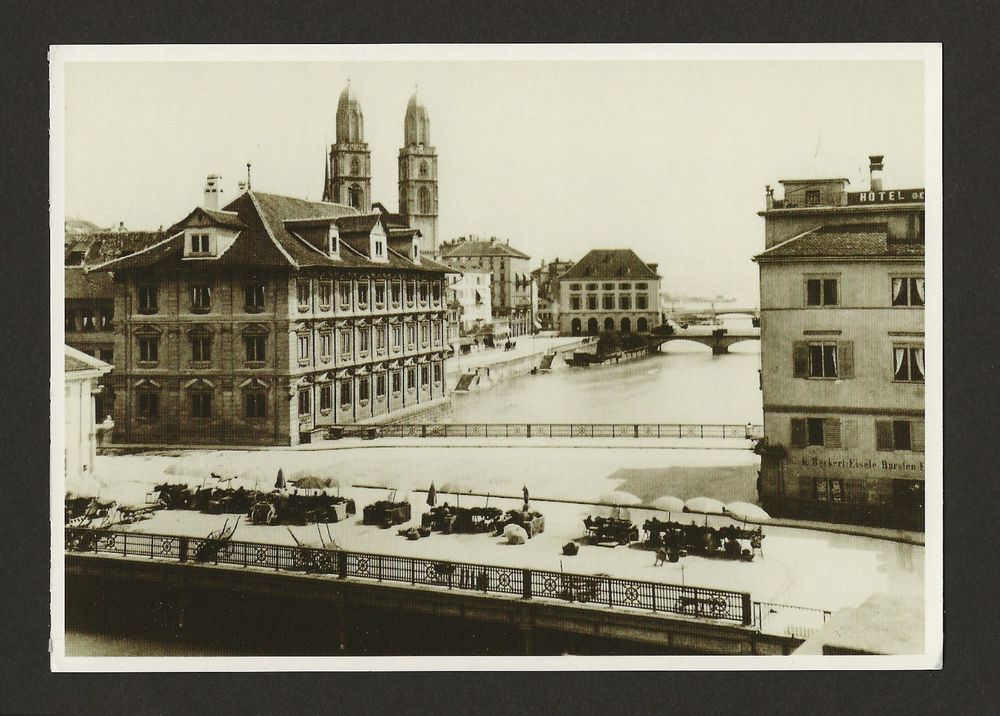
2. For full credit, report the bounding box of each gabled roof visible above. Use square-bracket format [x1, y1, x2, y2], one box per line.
[66, 230, 168, 266]
[439, 239, 530, 260]
[754, 224, 925, 261]
[65, 345, 112, 375]
[558, 249, 660, 281]
[166, 206, 246, 234]
[94, 191, 452, 274]
[334, 212, 383, 236]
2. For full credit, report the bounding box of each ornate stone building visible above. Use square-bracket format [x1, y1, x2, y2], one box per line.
[557, 249, 662, 336]
[94, 191, 454, 446]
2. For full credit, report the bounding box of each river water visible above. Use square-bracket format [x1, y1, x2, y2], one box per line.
[448, 321, 762, 426]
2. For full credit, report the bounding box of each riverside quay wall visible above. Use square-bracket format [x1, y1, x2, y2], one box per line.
[65, 553, 801, 657]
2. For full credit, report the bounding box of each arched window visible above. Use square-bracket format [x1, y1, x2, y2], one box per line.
[604, 317, 614, 332]
[587, 318, 599, 335]
[637, 317, 649, 333]
[571, 318, 582, 336]
[350, 109, 361, 140]
[349, 184, 364, 209]
[620, 317, 631, 334]
[350, 157, 360, 175]
[419, 161, 429, 178]
[419, 186, 431, 214]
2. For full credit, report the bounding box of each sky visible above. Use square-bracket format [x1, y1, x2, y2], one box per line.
[63, 60, 924, 305]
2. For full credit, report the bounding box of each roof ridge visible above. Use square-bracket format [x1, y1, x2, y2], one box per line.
[248, 191, 299, 269]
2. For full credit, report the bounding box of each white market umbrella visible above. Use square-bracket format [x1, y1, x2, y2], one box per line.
[724, 501, 771, 523]
[684, 496, 725, 515]
[652, 496, 685, 514]
[503, 523, 528, 545]
[599, 491, 641, 506]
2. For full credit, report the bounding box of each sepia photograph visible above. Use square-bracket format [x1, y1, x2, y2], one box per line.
[50, 44, 941, 669]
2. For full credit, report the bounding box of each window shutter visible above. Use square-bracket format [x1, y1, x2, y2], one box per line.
[792, 342, 810, 378]
[875, 420, 894, 451]
[823, 418, 842, 448]
[842, 418, 858, 448]
[838, 342, 855, 378]
[911, 420, 925, 452]
[790, 418, 807, 448]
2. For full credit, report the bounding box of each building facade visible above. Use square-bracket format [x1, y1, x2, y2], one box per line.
[532, 258, 574, 331]
[64, 346, 113, 479]
[557, 249, 662, 336]
[446, 270, 492, 333]
[754, 156, 925, 530]
[96, 191, 454, 446]
[438, 236, 534, 337]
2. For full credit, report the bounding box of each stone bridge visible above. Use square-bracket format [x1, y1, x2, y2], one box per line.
[648, 326, 761, 355]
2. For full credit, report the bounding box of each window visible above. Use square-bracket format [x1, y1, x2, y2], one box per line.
[191, 392, 212, 419]
[392, 325, 402, 349]
[432, 283, 441, 302]
[296, 281, 311, 310]
[570, 297, 581, 310]
[433, 363, 442, 383]
[357, 281, 369, 306]
[893, 345, 925, 382]
[804, 189, 821, 206]
[805, 278, 838, 306]
[876, 420, 924, 452]
[602, 295, 614, 310]
[374, 240, 383, 257]
[587, 295, 598, 310]
[359, 377, 370, 402]
[407, 367, 416, 390]
[351, 157, 360, 175]
[419, 283, 429, 303]
[790, 417, 842, 449]
[244, 284, 265, 312]
[433, 322, 442, 342]
[298, 390, 311, 416]
[637, 296, 648, 310]
[420, 323, 429, 345]
[320, 332, 332, 361]
[419, 186, 432, 214]
[808, 342, 838, 378]
[245, 390, 266, 419]
[138, 335, 158, 363]
[376, 326, 386, 350]
[358, 328, 370, 353]
[619, 296, 631, 310]
[99, 348, 113, 363]
[138, 285, 158, 314]
[190, 233, 210, 253]
[392, 370, 401, 393]
[137, 390, 159, 420]
[339, 281, 352, 308]
[191, 333, 212, 362]
[390, 282, 401, 305]
[587, 283, 598, 291]
[406, 323, 416, 345]
[64, 303, 78, 331]
[320, 384, 332, 412]
[191, 284, 211, 313]
[892, 277, 925, 307]
[421, 365, 430, 385]
[619, 283, 630, 290]
[339, 380, 351, 407]
[810, 478, 847, 502]
[375, 282, 386, 305]
[406, 282, 416, 305]
[419, 161, 429, 178]
[635, 283, 647, 290]
[245, 334, 266, 363]
[376, 373, 386, 398]
[98, 304, 113, 330]
[340, 330, 352, 356]
[319, 281, 333, 309]
[297, 335, 310, 361]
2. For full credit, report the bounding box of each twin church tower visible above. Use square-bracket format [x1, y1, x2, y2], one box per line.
[322, 82, 439, 253]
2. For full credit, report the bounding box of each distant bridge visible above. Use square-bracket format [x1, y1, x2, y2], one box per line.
[648, 326, 760, 355]
[663, 306, 760, 321]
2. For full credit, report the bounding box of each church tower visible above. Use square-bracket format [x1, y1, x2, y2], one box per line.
[398, 90, 438, 253]
[324, 82, 371, 211]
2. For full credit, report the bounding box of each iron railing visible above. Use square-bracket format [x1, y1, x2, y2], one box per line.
[65, 527, 752, 625]
[753, 601, 832, 639]
[333, 423, 764, 440]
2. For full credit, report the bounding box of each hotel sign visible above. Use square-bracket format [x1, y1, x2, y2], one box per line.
[847, 188, 925, 205]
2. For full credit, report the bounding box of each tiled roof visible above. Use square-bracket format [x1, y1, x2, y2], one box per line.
[94, 191, 452, 274]
[439, 239, 530, 260]
[334, 212, 382, 235]
[65, 266, 113, 298]
[558, 249, 660, 280]
[65, 345, 112, 374]
[66, 231, 168, 266]
[754, 224, 925, 260]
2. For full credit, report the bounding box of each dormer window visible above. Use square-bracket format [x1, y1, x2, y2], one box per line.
[374, 240, 383, 257]
[327, 227, 340, 257]
[190, 233, 210, 254]
[412, 244, 419, 261]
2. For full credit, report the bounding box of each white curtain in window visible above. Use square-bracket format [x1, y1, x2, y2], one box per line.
[913, 347, 925, 379]
[914, 278, 925, 304]
[829, 344, 838, 375]
[892, 277, 905, 304]
[893, 346, 907, 378]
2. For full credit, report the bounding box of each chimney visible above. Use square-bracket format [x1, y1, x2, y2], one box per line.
[765, 185, 774, 210]
[869, 155, 884, 192]
[203, 174, 222, 210]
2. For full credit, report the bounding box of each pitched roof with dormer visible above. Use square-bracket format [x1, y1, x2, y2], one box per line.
[753, 224, 925, 261]
[558, 249, 660, 281]
[439, 238, 530, 260]
[89, 191, 453, 274]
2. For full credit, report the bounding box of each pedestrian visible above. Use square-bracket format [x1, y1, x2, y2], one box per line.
[655, 547, 667, 566]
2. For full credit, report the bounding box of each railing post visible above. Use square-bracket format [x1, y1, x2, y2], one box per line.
[742, 593, 752, 626]
[122, 532, 127, 558]
[378, 554, 383, 581]
[421, 425, 427, 438]
[338, 551, 348, 579]
[522, 569, 532, 600]
[179, 536, 189, 563]
[651, 584, 656, 612]
[410, 558, 415, 585]
[527, 424, 531, 438]
[634, 424, 639, 438]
